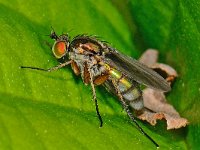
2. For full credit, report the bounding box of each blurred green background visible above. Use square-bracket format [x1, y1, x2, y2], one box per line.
[0, 0, 199, 150]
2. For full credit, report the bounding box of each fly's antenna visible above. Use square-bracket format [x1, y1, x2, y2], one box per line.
[49, 26, 58, 40]
[43, 26, 58, 39]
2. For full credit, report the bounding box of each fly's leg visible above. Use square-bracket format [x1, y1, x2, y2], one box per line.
[20, 60, 72, 72]
[111, 79, 159, 148]
[87, 63, 103, 127]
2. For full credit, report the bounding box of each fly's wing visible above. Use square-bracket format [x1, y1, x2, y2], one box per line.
[104, 49, 171, 92]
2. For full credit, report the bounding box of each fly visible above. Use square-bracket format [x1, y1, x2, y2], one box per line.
[21, 30, 171, 148]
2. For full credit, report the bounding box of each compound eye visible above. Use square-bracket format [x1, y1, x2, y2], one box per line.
[52, 41, 67, 59]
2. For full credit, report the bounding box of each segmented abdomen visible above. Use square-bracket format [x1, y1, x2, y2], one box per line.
[105, 64, 144, 111]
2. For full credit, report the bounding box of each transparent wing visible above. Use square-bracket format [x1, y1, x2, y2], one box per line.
[104, 49, 171, 92]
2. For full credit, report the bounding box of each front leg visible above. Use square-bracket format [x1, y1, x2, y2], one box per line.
[20, 60, 72, 72]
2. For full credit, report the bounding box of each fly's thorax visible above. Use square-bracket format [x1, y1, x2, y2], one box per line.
[69, 48, 108, 85]
[68, 36, 107, 75]
[70, 36, 105, 55]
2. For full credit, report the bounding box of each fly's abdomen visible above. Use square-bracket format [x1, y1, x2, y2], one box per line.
[106, 64, 144, 111]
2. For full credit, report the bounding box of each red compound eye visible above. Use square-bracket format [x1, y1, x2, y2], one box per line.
[52, 41, 67, 59]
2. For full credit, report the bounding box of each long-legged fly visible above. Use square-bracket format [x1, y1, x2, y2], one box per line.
[21, 30, 171, 148]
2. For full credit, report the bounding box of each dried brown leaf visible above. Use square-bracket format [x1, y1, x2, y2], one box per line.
[139, 49, 158, 67]
[137, 49, 189, 129]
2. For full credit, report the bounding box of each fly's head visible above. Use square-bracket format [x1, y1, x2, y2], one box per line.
[50, 30, 70, 60]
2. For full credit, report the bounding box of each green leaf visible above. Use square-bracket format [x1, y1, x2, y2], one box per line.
[167, 1, 200, 150]
[0, 0, 199, 149]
